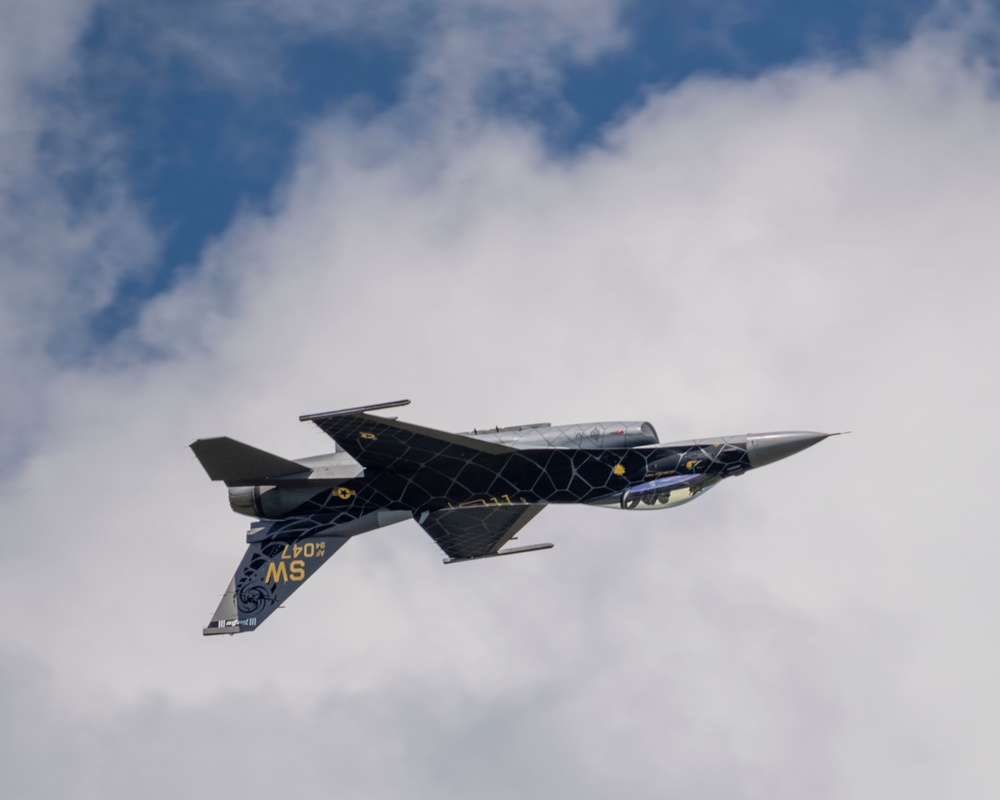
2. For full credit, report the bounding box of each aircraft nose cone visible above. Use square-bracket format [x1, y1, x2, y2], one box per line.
[746, 431, 831, 468]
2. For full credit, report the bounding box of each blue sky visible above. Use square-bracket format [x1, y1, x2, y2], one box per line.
[68, 0, 935, 340]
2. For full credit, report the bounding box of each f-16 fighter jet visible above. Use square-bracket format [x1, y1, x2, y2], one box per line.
[193, 400, 837, 635]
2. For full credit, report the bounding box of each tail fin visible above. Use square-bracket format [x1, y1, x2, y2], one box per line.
[203, 527, 351, 635]
[190, 437, 307, 486]
[203, 511, 411, 635]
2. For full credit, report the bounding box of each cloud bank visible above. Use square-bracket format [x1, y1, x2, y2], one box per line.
[1, 3, 999, 798]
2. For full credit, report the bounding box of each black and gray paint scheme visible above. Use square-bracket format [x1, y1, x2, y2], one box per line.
[193, 400, 838, 635]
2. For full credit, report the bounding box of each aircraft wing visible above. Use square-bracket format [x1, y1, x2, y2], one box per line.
[300, 401, 515, 470]
[416, 504, 549, 563]
[204, 517, 350, 635]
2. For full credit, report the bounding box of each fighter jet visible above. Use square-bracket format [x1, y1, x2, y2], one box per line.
[193, 400, 838, 635]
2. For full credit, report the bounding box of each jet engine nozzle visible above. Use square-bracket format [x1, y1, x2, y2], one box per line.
[228, 485, 325, 519]
[228, 486, 258, 517]
[746, 431, 830, 469]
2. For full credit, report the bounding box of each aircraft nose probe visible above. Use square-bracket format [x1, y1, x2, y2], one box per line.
[746, 431, 844, 469]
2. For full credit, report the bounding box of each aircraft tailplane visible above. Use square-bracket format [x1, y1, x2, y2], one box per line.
[190, 437, 307, 486]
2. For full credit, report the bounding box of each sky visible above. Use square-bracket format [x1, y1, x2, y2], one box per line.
[1, 0, 999, 797]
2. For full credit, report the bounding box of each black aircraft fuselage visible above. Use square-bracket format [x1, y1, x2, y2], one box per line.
[232, 437, 751, 522]
[193, 400, 837, 635]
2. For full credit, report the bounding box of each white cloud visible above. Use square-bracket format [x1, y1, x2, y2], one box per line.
[2, 4, 1000, 799]
[0, 0, 156, 464]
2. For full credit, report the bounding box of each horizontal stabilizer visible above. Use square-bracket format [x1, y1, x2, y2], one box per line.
[191, 437, 306, 486]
